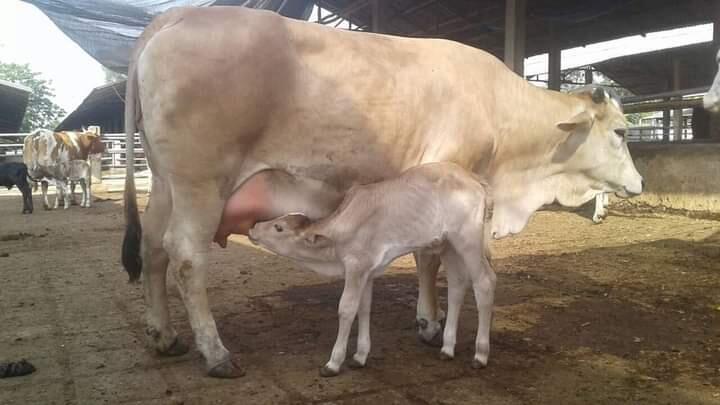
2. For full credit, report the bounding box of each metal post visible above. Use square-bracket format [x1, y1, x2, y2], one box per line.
[584, 69, 593, 85]
[662, 108, 670, 142]
[504, 0, 526, 76]
[371, 0, 383, 33]
[672, 58, 683, 141]
[548, 44, 561, 90]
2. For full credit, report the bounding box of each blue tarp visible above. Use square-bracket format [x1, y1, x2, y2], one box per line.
[22, 0, 315, 73]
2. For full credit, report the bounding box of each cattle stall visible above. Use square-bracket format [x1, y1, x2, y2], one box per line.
[1, 0, 719, 403]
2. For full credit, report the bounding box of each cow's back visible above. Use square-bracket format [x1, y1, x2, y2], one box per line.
[134, 7, 505, 191]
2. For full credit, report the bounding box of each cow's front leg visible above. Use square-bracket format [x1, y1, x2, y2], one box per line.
[164, 184, 243, 378]
[592, 193, 608, 223]
[321, 259, 371, 377]
[415, 250, 446, 346]
[348, 278, 373, 369]
[70, 181, 78, 205]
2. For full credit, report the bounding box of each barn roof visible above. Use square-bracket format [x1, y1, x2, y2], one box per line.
[591, 42, 717, 96]
[56, 81, 125, 132]
[316, 0, 716, 59]
[0, 79, 31, 133]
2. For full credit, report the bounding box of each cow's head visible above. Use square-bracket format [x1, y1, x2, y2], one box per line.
[78, 132, 105, 155]
[490, 87, 643, 239]
[703, 49, 720, 113]
[248, 214, 335, 262]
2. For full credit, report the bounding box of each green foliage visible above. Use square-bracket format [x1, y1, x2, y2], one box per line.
[0, 61, 65, 132]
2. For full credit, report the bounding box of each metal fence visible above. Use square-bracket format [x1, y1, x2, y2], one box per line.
[0, 132, 148, 173]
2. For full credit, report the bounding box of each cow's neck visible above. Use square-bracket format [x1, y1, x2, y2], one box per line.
[489, 83, 593, 238]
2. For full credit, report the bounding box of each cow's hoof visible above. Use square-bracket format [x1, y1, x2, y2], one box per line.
[43, 206, 51, 211]
[471, 358, 488, 369]
[22, 210, 32, 215]
[319, 365, 340, 378]
[208, 358, 245, 378]
[157, 337, 189, 357]
[438, 351, 454, 361]
[347, 357, 366, 369]
[417, 317, 445, 348]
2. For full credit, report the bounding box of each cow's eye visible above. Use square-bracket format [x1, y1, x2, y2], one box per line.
[614, 128, 626, 138]
[274, 224, 283, 232]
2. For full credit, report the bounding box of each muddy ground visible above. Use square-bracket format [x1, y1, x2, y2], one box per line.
[0, 190, 718, 404]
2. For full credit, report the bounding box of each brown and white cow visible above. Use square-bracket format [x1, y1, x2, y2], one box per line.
[23, 128, 104, 209]
[121, 7, 643, 377]
[249, 162, 493, 377]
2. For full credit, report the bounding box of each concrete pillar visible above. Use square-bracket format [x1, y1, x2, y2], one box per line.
[672, 58, 683, 141]
[662, 108, 670, 142]
[504, 0, 526, 76]
[90, 154, 102, 185]
[548, 44, 561, 90]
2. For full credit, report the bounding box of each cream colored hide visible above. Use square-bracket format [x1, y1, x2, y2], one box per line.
[122, 7, 643, 377]
[249, 163, 493, 376]
[704, 49, 720, 113]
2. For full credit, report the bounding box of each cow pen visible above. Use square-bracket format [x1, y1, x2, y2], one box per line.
[1, 185, 718, 403]
[2, 0, 720, 404]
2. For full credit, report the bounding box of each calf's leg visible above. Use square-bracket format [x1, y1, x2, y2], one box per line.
[438, 249, 468, 360]
[17, 179, 33, 214]
[321, 259, 371, 377]
[348, 278, 373, 369]
[414, 250, 446, 346]
[469, 253, 496, 368]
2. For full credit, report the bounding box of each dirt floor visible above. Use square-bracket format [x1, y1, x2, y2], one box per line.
[0, 189, 718, 405]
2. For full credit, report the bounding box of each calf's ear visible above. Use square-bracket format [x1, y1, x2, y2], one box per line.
[556, 111, 593, 132]
[304, 232, 332, 248]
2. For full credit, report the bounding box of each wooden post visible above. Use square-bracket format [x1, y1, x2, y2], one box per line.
[504, 0, 526, 76]
[672, 58, 683, 141]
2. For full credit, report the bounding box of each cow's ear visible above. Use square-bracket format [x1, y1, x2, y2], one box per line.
[556, 111, 593, 132]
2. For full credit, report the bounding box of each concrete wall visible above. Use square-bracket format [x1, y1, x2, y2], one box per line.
[621, 143, 720, 212]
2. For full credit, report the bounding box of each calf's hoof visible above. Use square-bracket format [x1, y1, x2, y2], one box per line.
[438, 351, 454, 361]
[347, 357, 366, 369]
[156, 337, 189, 357]
[208, 358, 245, 378]
[319, 365, 340, 378]
[471, 358, 488, 369]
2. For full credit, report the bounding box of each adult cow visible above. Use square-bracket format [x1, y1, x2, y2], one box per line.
[703, 49, 720, 112]
[122, 7, 643, 378]
[23, 129, 104, 210]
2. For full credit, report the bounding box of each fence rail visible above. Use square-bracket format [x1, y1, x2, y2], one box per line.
[0, 132, 148, 172]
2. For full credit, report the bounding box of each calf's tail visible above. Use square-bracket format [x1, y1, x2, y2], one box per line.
[121, 63, 142, 283]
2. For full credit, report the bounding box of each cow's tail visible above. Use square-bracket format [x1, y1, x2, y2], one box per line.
[122, 62, 142, 284]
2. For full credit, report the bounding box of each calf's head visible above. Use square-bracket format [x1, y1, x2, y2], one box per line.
[249, 214, 334, 262]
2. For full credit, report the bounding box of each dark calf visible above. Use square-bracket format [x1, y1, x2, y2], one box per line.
[0, 162, 33, 214]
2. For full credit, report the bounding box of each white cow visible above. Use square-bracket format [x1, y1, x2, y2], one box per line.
[249, 162, 493, 376]
[122, 7, 643, 377]
[703, 49, 720, 112]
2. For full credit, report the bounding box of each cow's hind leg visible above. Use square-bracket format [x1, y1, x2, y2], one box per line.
[142, 178, 188, 357]
[415, 250, 446, 347]
[41, 181, 51, 210]
[163, 182, 242, 378]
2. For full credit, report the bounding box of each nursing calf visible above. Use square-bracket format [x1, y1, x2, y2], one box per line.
[249, 162, 494, 376]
